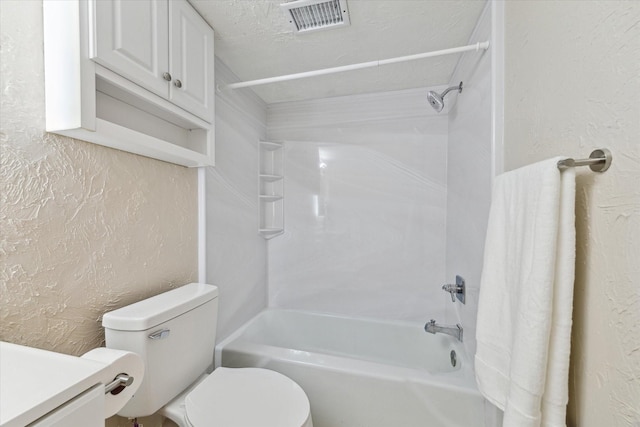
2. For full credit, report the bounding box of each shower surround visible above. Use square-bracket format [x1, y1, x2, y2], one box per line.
[266, 87, 450, 323]
[262, 0, 494, 364]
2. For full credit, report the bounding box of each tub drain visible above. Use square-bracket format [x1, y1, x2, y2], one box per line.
[450, 350, 457, 367]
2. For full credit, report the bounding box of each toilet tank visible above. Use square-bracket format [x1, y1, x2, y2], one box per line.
[102, 283, 218, 417]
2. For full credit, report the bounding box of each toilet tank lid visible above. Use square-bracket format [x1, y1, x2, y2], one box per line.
[102, 283, 218, 331]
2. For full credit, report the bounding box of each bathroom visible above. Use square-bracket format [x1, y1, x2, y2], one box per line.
[1, 0, 638, 426]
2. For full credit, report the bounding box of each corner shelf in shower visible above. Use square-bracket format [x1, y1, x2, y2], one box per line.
[259, 195, 283, 202]
[259, 141, 284, 239]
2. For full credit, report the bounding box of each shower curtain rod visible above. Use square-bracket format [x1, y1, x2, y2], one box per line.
[225, 41, 490, 90]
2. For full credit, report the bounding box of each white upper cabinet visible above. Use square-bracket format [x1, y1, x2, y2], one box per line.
[92, 0, 169, 99]
[43, 0, 215, 167]
[90, 0, 214, 123]
[169, 0, 214, 122]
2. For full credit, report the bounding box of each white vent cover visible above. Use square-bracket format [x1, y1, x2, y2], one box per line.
[281, 0, 350, 34]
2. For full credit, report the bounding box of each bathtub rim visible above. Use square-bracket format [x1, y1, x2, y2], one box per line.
[215, 308, 476, 385]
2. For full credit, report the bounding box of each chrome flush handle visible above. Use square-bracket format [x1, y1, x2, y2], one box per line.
[148, 329, 170, 340]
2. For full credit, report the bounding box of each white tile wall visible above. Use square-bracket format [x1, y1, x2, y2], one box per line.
[206, 59, 269, 341]
[266, 88, 449, 322]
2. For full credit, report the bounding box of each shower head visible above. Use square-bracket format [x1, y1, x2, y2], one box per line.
[427, 81, 463, 113]
[427, 91, 445, 112]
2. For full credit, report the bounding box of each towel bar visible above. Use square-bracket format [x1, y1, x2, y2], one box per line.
[557, 148, 612, 172]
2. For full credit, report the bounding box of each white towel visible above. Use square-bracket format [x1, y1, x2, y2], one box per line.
[475, 158, 576, 427]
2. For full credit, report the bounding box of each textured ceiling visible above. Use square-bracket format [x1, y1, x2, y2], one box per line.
[190, 0, 487, 104]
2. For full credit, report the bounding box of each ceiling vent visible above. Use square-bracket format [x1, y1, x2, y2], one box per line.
[281, 0, 350, 34]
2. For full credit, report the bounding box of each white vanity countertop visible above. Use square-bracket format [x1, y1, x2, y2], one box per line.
[0, 341, 107, 427]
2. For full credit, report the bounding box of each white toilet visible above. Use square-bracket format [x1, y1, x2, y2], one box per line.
[102, 283, 312, 427]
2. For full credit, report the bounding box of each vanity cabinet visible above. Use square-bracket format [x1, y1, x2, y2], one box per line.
[29, 386, 104, 427]
[43, 0, 215, 167]
[92, 0, 214, 123]
[1, 342, 106, 427]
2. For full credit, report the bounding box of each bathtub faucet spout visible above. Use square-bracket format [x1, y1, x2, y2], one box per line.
[424, 319, 463, 342]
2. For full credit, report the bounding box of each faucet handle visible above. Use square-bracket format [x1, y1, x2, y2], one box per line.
[441, 275, 466, 304]
[442, 284, 457, 302]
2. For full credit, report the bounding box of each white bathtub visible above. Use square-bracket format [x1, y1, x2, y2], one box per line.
[215, 309, 498, 427]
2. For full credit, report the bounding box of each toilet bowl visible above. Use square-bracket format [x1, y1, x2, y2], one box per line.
[161, 368, 312, 427]
[102, 283, 313, 427]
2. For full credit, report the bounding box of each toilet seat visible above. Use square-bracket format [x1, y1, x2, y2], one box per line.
[184, 367, 312, 427]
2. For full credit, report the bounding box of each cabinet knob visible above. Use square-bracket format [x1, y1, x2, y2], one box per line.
[174, 79, 183, 89]
[163, 72, 172, 82]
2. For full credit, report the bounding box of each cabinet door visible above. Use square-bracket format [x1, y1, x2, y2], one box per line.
[91, 0, 169, 98]
[169, 0, 215, 123]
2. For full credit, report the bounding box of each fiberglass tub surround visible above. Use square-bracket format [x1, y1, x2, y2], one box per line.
[216, 309, 493, 427]
[266, 87, 450, 325]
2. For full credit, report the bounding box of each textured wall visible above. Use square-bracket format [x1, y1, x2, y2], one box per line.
[267, 88, 449, 322]
[206, 58, 268, 342]
[504, 2, 640, 426]
[0, 0, 198, 360]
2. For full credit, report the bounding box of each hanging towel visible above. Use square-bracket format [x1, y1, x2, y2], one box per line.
[475, 158, 576, 427]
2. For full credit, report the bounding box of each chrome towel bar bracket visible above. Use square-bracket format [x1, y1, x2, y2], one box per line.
[557, 148, 612, 172]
